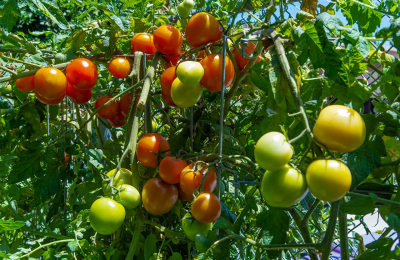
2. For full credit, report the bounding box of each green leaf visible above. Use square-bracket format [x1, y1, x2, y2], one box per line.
[386, 213, 400, 234]
[110, 15, 130, 31]
[66, 30, 86, 52]
[0, 155, 16, 176]
[168, 252, 183, 260]
[213, 218, 231, 229]
[20, 102, 46, 135]
[340, 198, 375, 215]
[0, 220, 25, 232]
[144, 234, 157, 260]
[85, 149, 103, 168]
[195, 233, 210, 253]
[344, 48, 368, 77]
[31, 0, 69, 29]
[8, 149, 42, 184]
[358, 238, 394, 260]
[0, 0, 19, 35]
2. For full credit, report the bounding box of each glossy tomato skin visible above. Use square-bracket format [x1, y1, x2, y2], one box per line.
[176, 61, 204, 86]
[142, 178, 178, 215]
[131, 34, 157, 57]
[114, 184, 140, 210]
[159, 156, 188, 184]
[182, 213, 212, 241]
[191, 192, 221, 223]
[89, 198, 125, 235]
[107, 112, 126, 127]
[154, 25, 183, 55]
[66, 83, 92, 104]
[185, 12, 223, 48]
[16, 75, 35, 92]
[35, 91, 66, 105]
[94, 96, 119, 120]
[34, 67, 67, 99]
[136, 133, 171, 168]
[261, 165, 308, 208]
[232, 42, 262, 70]
[180, 163, 217, 195]
[171, 78, 203, 108]
[165, 50, 183, 67]
[109, 57, 131, 79]
[254, 132, 293, 171]
[161, 66, 177, 107]
[313, 105, 366, 153]
[200, 54, 235, 92]
[103, 168, 133, 195]
[175, 182, 193, 201]
[306, 160, 351, 202]
[65, 58, 98, 90]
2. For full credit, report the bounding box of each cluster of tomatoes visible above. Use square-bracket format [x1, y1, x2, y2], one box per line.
[255, 105, 366, 207]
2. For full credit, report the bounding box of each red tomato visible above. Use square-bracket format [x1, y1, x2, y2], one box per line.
[120, 93, 140, 117]
[159, 156, 188, 184]
[35, 91, 65, 105]
[154, 25, 183, 55]
[180, 163, 217, 195]
[232, 42, 262, 70]
[65, 58, 98, 90]
[34, 68, 67, 99]
[191, 192, 221, 223]
[109, 57, 131, 79]
[16, 75, 35, 92]
[66, 83, 92, 104]
[200, 54, 235, 92]
[142, 178, 178, 215]
[165, 50, 183, 67]
[107, 112, 126, 127]
[175, 182, 193, 201]
[160, 66, 177, 107]
[131, 34, 157, 57]
[185, 12, 223, 48]
[136, 133, 171, 168]
[94, 96, 119, 120]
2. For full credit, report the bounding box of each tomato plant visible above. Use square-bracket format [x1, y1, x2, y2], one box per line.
[114, 184, 141, 210]
[65, 58, 98, 90]
[176, 61, 204, 86]
[171, 78, 203, 108]
[232, 42, 262, 70]
[160, 66, 177, 107]
[35, 90, 66, 105]
[191, 192, 221, 223]
[107, 112, 126, 127]
[136, 133, 171, 168]
[16, 75, 35, 92]
[159, 156, 188, 184]
[153, 25, 183, 55]
[66, 83, 92, 104]
[142, 178, 178, 215]
[182, 213, 212, 241]
[103, 168, 133, 195]
[131, 34, 157, 57]
[185, 12, 223, 48]
[89, 198, 126, 235]
[200, 54, 235, 92]
[180, 163, 216, 195]
[94, 96, 120, 119]
[109, 57, 131, 79]
[34, 67, 67, 99]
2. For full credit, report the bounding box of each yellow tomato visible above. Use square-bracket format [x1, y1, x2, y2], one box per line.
[306, 160, 352, 202]
[313, 105, 366, 153]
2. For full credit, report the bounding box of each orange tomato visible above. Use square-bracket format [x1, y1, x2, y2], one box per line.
[191, 192, 221, 223]
[35, 90, 65, 105]
[136, 133, 171, 168]
[131, 34, 157, 57]
[185, 12, 224, 48]
[34, 68, 67, 99]
[94, 96, 119, 120]
[232, 42, 261, 70]
[165, 49, 183, 67]
[153, 25, 183, 55]
[159, 156, 188, 184]
[65, 58, 98, 90]
[16, 75, 35, 92]
[109, 57, 131, 79]
[107, 112, 126, 127]
[142, 178, 178, 215]
[175, 182, 193, 201]
[200, 54, 235, 92]
[180, 163, 217, 195]
[160, 66, 177, 107]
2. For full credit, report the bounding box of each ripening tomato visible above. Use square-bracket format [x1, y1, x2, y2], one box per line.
[66, 83, 92, 104]
[313, 105, 366, 153]
[107, 112, 126, 127]
[165, 49, 183, 66]
[306, 160, 351, 202]
[131, 34, 157, 57]
[103, 168, 133, 195]
[182, 212, 212, 241]
[136, 133, 171, 168]
[16, 75, 35, 92]
[254, 132, 293, 171]
[177, 0, 195, 18]
[114, 184, 141, 210]
[175, 182, 193, 201]
[180, 163, 216, 195]
[94, 96, 119, 120]
[176, 61, 204, 86]
[142, 178, 178, 215]
[89, 198, 125, 235]
[154, 25, 183, 55]
[232, 42, 262, 70]
[65, 58, 98, 90]
[171, 78, 203, 108]
[160, 66, 177, 106]
[109, 57, 131, 79]
[200, 54, 235, 92]
[162, 91, 177, 107]
[185, 12, 224, 48]
[35, 91, 65, 105]
[34, 67, 67, 99]
[159, 156, 188, 184]
[261, 165, 308, 208]
[191, 192, 221, 223]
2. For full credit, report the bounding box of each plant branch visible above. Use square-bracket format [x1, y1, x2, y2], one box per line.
[14, 239, 74, 259]
[320, 201, 340, 260]
[301, 199, 321, 225]
[142, 220, 187, 240]
[346, 191, 400, 208]
[339, 199, 349, 260]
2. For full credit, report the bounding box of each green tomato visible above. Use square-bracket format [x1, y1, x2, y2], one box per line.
[261, 165, 308, 208]
[89, 198, 126, 235]
[114, 184, 141, 210]
[182, 213, 212, 241]
[254, 132, 293, 171]
[177, 4, 191, 18]
[182, 0, 195, 9]
[171, 78, 203, 108]
[0, 85, 13, 95]
[176, 61, 204, 86]
[371, 157, 394, 178]
[102, 168, 133, 195]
